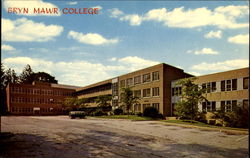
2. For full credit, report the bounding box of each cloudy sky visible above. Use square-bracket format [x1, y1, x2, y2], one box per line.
[2, 0, 249, 86]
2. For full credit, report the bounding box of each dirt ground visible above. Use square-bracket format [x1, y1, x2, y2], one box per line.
[0, 116, 248, 158]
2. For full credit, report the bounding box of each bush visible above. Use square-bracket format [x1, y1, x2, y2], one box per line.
[208, 120, 216, 125]
[93, 108, 107, 116]
[195, 112, 207, 124]
[114, 108, 123, 115]
[136, 112, 143, 117]
[143, 107, 160, 118]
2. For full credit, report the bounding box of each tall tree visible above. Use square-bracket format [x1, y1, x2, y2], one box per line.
[120, 87, 139, 115]
[32, 72, 58, 84]
[19, 64, 34, 84]
[174, 78, 207, 122]
[95, 95, 112, 107]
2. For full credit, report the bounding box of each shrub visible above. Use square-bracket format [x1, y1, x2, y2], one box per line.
[93, 108, 107, 116]
[136, 112, 142, 116]
[114, 108, 123, 115]
[208, 120, 216, 125]
[143, 107, 160, 118]
[195, 112, 207, 124]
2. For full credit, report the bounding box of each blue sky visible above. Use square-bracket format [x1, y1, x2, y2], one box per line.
[2, 0, 249, 86]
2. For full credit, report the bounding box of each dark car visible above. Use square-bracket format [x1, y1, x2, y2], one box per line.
[69, 111, 86, 119]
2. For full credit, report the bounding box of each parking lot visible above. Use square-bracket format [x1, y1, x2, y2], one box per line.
[0, 116, 248, 158]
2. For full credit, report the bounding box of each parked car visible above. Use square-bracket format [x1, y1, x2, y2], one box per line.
[69, 111, 86, 119]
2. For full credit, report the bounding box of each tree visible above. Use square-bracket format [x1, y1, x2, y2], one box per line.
[19, 64, 34, 84]
[32, 72, 58, 84]
[95, 95, 112, 108]
[174, 78, 207, 122]
[120, 87, 140, 116]
[62, 97, 88, 112]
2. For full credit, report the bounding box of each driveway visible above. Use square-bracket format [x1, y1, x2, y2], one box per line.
[0, 116, 248, 158]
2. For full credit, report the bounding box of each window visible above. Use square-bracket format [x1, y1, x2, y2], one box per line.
[143, 104, 150, 111]
[152, 87, 159, 96]
[243, 100, 249, 109]
[221, 80, 225, 92]
[126, 78, 133, 87]
[207, 83, 211, 93]
[143, 88, 150, 97]
[243, 77, 249, 89]
[134, 90, 141, 98]
[134, 76, 141, 85]
[203, 101, 216, 112]
[120, 80, 125, 88]
[202, 102, 206, 111]
[142, 73, 151, 83]
[171, 88, 175, 96]
[152, 103, 159, 110]
[134, 104, 141, 112]
[226, 80, 231, 91]
[152, 71, 159, 81]
[212, 101, 216, 111]
[211, 82, 216, 92]
[232, 79, 237, 90]
[112, 82, 118, 96]
[207, 102, 211, 112]
[221, 101, 225, 111]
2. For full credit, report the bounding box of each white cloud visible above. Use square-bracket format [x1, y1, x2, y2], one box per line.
[92, 6, 102, 10]
[187, 48, 219, 55]
[204, 30, 222, 39]
[67, 1, 77, 5]
[191, 59, 249, 71]
[109, 57, 117, 61]
[117, 56, 159, 71]
[3, 56, 159, 86]
[108, 8, 124, 18]
[4, 0, 60, 16]
[110, 5, 249, 29]
[120, 14, 142, 26]
[2, 18, 63, 42]
[68, 30, 119, 45]
[188, 71, 201, 76]
[228, 34, 249, 44]
[2, 44, 16, 51]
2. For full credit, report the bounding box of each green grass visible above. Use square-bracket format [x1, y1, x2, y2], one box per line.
[162, 120, 248, 131]
[94, 115, 156, 121]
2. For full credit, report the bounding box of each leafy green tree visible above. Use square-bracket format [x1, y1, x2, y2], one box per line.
[120, 87, 140, 116]
[95, 95, 112, 107]
[4, 68, 19, 85]
[19, 64, 34, 84]
[174, 78, 207, 122]
[62, 97, 88, 111]
[32, 72, 58, 84]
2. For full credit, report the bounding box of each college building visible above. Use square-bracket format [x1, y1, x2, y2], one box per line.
[6, 81, 79, 115]
[6, 63, 249, 116]
[171, 67, 249, 116]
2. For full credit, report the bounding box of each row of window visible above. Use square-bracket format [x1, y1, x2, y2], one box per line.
[202, 77, 249, 93]
[202, 99, 249, 112]
[120, 71, 159, 88]
[133, 103, 160, 112]
[10, 87, 72, 96]
[11, 97, 63, 104]
[11, 107, 63, 113]
[172, 77, 249, 96]
[129, 87, 160, 98]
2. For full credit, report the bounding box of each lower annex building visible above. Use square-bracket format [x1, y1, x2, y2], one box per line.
[6, 81, 79, 115]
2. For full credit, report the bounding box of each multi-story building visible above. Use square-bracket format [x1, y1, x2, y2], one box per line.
[75, 63, 192, 116]
[6, 81, 79, 115]
[171, 67, 249, 116]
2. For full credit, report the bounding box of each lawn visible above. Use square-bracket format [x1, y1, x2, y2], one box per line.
[93, 115, 156, 121]
[162, 119, 248, 131]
